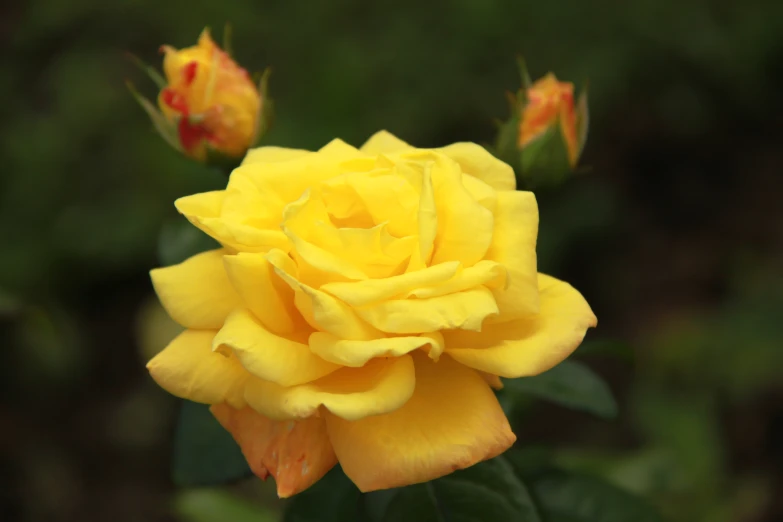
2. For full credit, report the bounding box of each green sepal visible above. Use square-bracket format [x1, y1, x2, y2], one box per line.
[222, 22, 233, 57]
[251, 67, 274, 149]
[518, 113, 573, 189]
[575, 83, 590, 158]
[126, 52, 167, 90]
[126, 80, 182, 153]
[516, 55, 533, 90]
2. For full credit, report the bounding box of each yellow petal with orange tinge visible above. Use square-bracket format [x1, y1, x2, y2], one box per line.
[213, 309, 340, 387]
[211, 404, 337, 498]
[150, 249, 241, 329]
[484, 190, 540, 321]
[222, 252, 301, 334]
[360, 130, 414, 155]
[147, 329, 247, 408]
[242, 146, 310, 166]
[309, 331, 444, 367]
[438, 142, 517, 191]
[324, 354, 516, 492]
[243, 356, 415, 421]
[354, 286, 499, 334]
[321, 261, 460, 307]
[444, 274, 597, 378]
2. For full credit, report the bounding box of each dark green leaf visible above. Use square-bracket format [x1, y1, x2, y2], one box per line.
[283, 466, 363, 522]
[502, 360, 618, 419]
[574, 339, 634, 362]
[175, 489, 277, 522]
[157, 218, 220, 267]
[530, 470, 663, 522]
[172, 400, 252, 487]
[367, 457, 542, 522]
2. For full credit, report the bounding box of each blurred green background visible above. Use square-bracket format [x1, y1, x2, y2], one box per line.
[2, 0, 783, 521]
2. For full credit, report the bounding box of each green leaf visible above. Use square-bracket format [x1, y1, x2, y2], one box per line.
[502, 360, 618, 419]
[575, 85, 589, 158]
[283, 466, 363, 522]
[158, 218, 220, 267]
[172, 400, 252, 487]
[175, 489, 277, 522]
[530, 470, 663, 522]
[367, 456, 542, 522]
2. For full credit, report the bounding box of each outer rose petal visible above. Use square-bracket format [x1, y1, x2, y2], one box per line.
[243, 356, 415, 421]
[360, 130, 414, 154]
[147, 330, 247, 408]
[213, 309, 340, 387]
[324, 354, 515, 492]
[437, 142, 517, 191]
[150, 249, 241, 329]
[211, 404, 337, 498]
[485, 190, 540, 321]
[241, 146, 310, 166]
[444, 274, 597, 377]
[175, 191, 290, 253]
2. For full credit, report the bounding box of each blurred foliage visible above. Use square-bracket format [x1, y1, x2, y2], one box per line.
[2, 0, 783, 521]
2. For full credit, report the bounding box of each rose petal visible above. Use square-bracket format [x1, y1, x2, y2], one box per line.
[438, 142, 516, 191]
[223, 252, 304, 334]
[243, 356, 415, 421]
[484, 190, 540, 321]
[360, 130, 414, 155]
[444, 274, 597, 377]
[324, 354, 515, 492]
[147, 329, 247, 408]
[213, 309, 340, 387]
[309, 331, 444, 367]
[321, 261, 460, 307]
[354, 286, 499, 334]
[211, 404, 337, 498]
[150, 249, 241, 329]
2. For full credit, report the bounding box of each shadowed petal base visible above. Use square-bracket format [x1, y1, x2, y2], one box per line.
[211, 404, 337, 498]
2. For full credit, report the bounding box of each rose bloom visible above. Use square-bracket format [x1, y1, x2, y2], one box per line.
[518, 73, 580, 166]
[147, 131, 596, 496]
[158, 29, 261, 161]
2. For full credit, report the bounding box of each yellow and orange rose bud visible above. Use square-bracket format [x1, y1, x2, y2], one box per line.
[128, 28, 270, 165]
[146, 131, 597, 497]
[497, 64, 588, 188]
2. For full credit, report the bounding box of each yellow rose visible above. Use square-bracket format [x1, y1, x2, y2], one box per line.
[157, 29, 262, 161]
[519, 73, 581, 166]
[147, 131, 596, 497]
